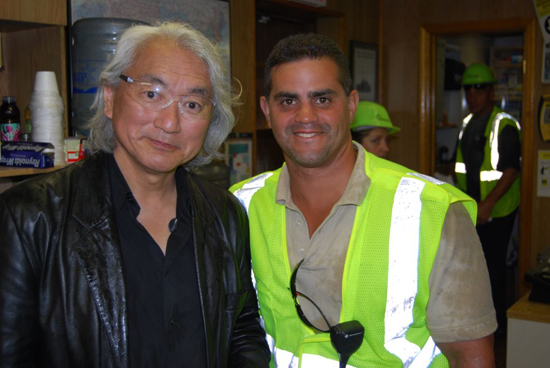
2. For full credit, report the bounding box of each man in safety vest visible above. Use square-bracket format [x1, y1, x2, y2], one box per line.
[231, 33, 496, 367]
[454, 62, 521, 335]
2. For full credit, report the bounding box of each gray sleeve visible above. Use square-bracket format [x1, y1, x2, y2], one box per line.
[427, 202, 498, 343]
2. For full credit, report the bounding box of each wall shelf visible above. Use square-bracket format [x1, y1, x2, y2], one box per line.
[491, 45, 524, 122]
[0, 163, 68, 178]
[0, 0, 68, 191]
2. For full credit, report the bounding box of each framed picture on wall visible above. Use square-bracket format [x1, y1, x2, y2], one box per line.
[225, 138, 253, 186]
[350, 41, 378, 101]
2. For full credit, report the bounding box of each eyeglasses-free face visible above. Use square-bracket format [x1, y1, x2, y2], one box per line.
[119, 74, 214, 120]
[259, 58, 359, 170]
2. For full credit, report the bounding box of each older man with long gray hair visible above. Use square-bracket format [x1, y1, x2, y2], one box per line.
[0, 22, 269, 368]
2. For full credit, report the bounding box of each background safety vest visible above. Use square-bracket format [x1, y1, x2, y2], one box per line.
[455, 106, 521, 218]
[231, 152, 476, 368]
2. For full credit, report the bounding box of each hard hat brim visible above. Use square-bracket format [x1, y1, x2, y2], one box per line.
[352, 125, 401, 135]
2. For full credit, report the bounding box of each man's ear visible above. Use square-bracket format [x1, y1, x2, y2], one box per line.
[348, 90, 360, 124]
[103, 85, 114, 119]
[260, 96, 272, 128]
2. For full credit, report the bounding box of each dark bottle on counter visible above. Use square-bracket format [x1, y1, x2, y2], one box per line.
[0, 96, 21, 141]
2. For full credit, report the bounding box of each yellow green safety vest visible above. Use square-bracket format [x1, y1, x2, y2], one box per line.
[455, 106, 521, 218]
[231, 152, 476, 368]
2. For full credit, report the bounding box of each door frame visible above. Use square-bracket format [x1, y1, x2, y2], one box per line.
[418, 18, 536, 296]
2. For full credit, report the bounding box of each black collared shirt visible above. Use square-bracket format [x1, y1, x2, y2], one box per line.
[108, 155, 207, 368]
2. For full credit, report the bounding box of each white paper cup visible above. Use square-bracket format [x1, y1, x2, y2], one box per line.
[31, 132, 64, 144]
[34, 71, 59, 93]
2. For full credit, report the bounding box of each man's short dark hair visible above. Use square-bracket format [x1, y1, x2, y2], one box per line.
[263, 33, 353, 98]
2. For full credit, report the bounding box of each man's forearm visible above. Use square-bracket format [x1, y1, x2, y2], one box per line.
[477, 168, 519, 223]
[482, 168, 518, 206]
[437, 335, 495, 368]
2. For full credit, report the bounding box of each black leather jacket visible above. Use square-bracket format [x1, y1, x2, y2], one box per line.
[0, 152, 270, 368]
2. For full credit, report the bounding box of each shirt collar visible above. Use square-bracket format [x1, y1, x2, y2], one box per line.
[276, 141, 370, 209]
[108, 154, 135, 212]
[107, 154, 191, 214]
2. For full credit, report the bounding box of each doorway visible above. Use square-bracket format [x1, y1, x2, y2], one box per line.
[435, 32, 524, 315]
[434, 33, 524, 182]
[418, 19, 536, 299]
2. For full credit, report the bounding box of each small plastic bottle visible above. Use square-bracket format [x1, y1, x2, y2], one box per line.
[0, 96, 21, 141]
[24, 105, 32, 134]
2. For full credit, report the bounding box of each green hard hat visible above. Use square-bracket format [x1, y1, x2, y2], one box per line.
[350, 101, 400, 134]
[461, 63, 497, 85]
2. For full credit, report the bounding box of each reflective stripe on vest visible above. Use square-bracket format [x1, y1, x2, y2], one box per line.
[408, 172, 447, 186]
[233, 172, 273, 213]
[234, 176, 302, 367]
[457, 114, 472, 141]
[458, 112, 520, 182]
[233, 173, 276, 362]
[455, 162, 466, 174]
[384, 176, 441, 366]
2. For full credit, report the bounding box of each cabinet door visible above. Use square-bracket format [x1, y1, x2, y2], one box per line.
[0, 27, 68, 135]
[0, 0, 67, 25]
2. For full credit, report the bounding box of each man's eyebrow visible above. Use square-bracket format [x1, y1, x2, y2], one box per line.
[273, 91, 299, 99]
[137, 75, 168, 86]
[134, 75, 211, 97]
[272, 89, 337, 99]
[187, 87, 210, 97]
[308, 89, 337, 98]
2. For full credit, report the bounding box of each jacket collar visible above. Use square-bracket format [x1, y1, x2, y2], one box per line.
[185, 173, 222, 367]
[70, 151, 128, 368]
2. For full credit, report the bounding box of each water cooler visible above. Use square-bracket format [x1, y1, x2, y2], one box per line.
[71, 18, 148, 136]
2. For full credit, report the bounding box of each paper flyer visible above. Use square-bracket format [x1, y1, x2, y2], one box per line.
[537, 150, 550, 197]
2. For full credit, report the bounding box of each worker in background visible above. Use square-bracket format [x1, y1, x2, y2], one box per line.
[455, 62, 522, 335]
[350, 101, 400, 158]
[232, 33, 496, 367]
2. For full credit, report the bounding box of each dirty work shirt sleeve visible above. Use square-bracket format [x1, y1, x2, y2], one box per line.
[427, 202, 498, 343]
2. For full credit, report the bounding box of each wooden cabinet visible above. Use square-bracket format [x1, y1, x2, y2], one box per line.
[0, 0, 68, 189]
[0, 0, 66, 25]
[0, 0, 68, 129]
[507, 292, 550, 367]
[230, 0, 344, 174]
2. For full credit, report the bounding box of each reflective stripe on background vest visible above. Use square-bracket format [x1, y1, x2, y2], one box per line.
[455, 108, 521, 217]
[456, 111, 521, 182]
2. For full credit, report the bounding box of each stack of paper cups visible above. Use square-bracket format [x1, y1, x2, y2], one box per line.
[29, 71, 65, 165]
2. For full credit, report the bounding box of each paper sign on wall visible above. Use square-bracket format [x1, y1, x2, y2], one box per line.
[533, 0, 550, 83]
[533, 0, 550, 43]
[537, 150, 550, 197]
